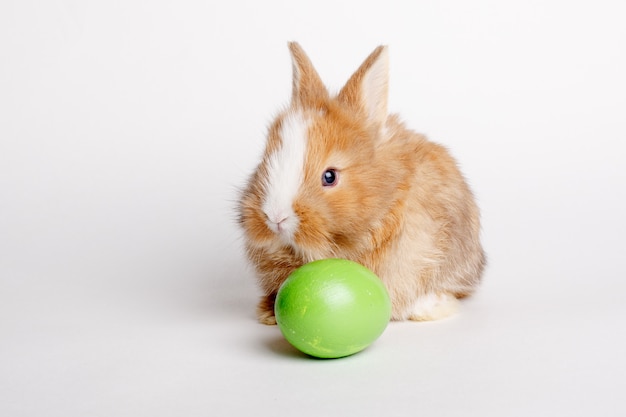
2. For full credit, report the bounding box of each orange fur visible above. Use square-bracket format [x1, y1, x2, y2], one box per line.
[238, 43, 486, 324]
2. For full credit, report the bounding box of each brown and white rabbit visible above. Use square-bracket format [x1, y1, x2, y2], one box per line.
[238, 42, 485, 324]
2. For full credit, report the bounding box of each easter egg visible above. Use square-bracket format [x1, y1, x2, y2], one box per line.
[274, 258, 391, 358]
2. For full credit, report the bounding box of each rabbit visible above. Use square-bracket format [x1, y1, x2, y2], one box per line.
[238, 42, 486, 325]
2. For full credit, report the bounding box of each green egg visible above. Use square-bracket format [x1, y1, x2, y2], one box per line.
[274, 258, 391, 359]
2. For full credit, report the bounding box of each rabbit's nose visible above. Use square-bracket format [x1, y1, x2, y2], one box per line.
[264, 208, 298, 238]
[268, 213, 288, 231]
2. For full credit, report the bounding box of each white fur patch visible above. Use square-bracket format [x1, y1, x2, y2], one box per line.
[409, 293, 459, 321]
[262, 111, 308, 242]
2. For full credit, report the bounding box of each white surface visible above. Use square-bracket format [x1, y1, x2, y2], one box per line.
[1, 1, 625, 416]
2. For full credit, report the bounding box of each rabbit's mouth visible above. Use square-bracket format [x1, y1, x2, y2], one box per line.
[265, 213, 299, 243]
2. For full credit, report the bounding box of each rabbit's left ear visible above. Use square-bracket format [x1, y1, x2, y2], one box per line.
[288, 42, 329, 109]
[338, 46, 389, 133]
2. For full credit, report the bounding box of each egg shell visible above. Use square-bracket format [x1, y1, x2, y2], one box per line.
[274, 258, 391, 358]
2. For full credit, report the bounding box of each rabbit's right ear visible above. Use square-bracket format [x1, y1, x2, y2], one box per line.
[288, 42, 329, 109]
[338, 45, 389, 135]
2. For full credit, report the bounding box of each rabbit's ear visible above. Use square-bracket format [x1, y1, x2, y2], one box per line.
[288, 42, 329, 108]
[338, 46, 389, 132]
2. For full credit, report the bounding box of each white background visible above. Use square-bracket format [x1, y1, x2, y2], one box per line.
[1, 1, 625, 416]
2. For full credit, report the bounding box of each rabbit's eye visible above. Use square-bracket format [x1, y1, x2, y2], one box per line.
[322, 169, 338, 187]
